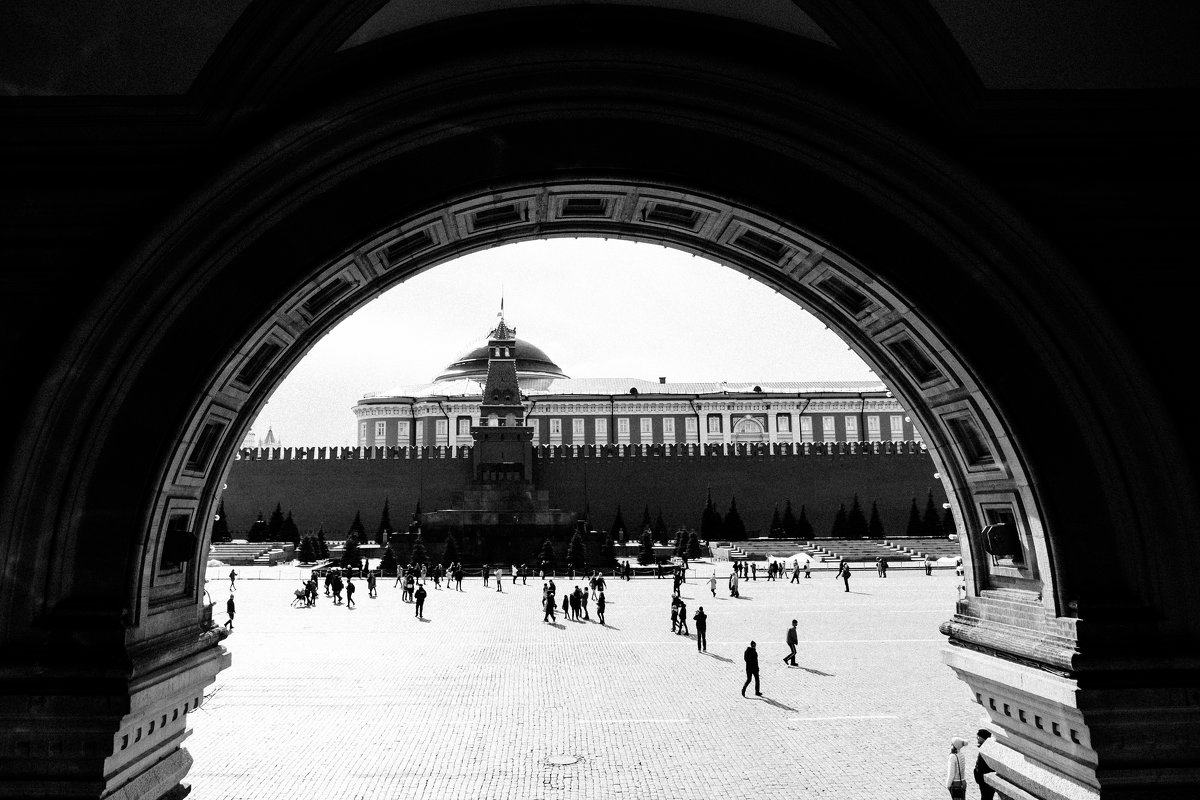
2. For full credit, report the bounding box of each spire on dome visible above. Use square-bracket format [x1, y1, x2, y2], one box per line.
[490, 298, 516, 341]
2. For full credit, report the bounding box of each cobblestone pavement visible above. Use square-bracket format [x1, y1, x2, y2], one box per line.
[189, 568, 983, 799]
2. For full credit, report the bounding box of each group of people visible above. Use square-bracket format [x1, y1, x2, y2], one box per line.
[541, 579, 607, 625]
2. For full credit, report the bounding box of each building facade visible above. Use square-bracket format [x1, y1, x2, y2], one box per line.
[353, 317, 919, 450]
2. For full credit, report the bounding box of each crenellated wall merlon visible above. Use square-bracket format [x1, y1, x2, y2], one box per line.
[234, 440, 929, 461]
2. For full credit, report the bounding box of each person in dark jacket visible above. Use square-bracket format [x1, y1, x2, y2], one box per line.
[693, 606, 707, 651]
[742, 641, 761, 696]
[414, 583, 427, 618]
[975, 729, 995, 800]
[224, 594, 235, 629]
[838, 561, 851, 592]
[784, 619, 799, 666]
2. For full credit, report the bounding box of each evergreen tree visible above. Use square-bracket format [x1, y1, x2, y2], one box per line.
[769, 504, 782, 536]
[609, 505, 627, 543]
[567, 531, 587, 570]
[906, 497, 923, 537]
[724, 496, 746, 541]
[348, 510, 366, 539]
[700, 489, 724, 541]
[379, 544, 398, 575]
[409, 500, 423, 533]
[687, 530, 701, 558]
[868, 501, 885, 539]
[247, 511, 269, 543]
[846, 495, 869, 539]
[781, 500, 798, 538]
[267, 503, 285, 541]
[281, 511, 301, 548]
[641, 505, 652, 537]
[922, 491, 942, 537]
[211, 500, 231, 543]
[410, 533, 428, 567]
[442, 533, 460, 565]
[599, 534, 615, 566]
[637, 529, 655, 565]
[830, 503, 848, 538]
[675, 528, 688, 556]
[653, 510, 669, 545]
[375, 498, 393, 545]
[539, 538, 556, 568]
[341, 532, 361, 569]
[941, 506, 956, 537]
[298, 536, 317, 562]
[796, 504, 813, 540]
[317, 528, 329, 559]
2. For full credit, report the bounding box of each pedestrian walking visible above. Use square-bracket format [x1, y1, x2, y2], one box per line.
[495, 567, 503, 591]
[544, 589, 557, 623]
[562, 591, 570, 619]
[345, 577, 356, 608]
[670, 597, 679, 632]
[751, 562, 757, 581]
[925, 556, 933, 576]
[729, 570, 739, 598]
[876, 556, 884, 577]
[521, 563, 528, 585]
[784, 619, 798, 666]
[804, 559, 811, 578]
[367, 571, 377, 598]
[224, 594, 236, 629]
[596, 590, 606, 625]
[482, 563, 490, 587]
[791, 560, 800, 583]
[880, 557, 889, 578]
[676, 598, 689, 635]
[742, 641, 761, 697]
[975, 730, 995, 800]
[838, 561, 851, 592]
[581, 587, 590, 620]
[512, 564, 518, 585]
[694, 606, 707, 651]
[945, 737, 968, 798]
[229, 569, 238, 590]
[709, 572, 717, 597]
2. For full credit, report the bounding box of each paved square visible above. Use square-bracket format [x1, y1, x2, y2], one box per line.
[189, 566, 983, 799]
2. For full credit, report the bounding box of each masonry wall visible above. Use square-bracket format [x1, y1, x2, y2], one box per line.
[222, 443, 945, 539]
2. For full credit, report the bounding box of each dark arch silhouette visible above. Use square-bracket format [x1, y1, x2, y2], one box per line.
[1, 4, 1196, 798]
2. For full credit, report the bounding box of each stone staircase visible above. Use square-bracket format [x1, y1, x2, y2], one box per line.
[210, 541, 291, 566]
[883, 537, 959, 560]
[803, 539, 912, 563]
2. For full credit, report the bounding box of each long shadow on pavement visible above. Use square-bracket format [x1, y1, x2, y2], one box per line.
[797, 666, 834, 677]
[757, 696, 798, 712]
[702, 652, 733, 663]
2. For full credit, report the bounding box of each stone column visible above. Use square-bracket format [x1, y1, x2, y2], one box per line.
[942, 603, 1200, 799]
[0, 620, 230, 800]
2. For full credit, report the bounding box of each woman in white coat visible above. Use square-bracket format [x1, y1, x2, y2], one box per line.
[945, 737, 968, 798]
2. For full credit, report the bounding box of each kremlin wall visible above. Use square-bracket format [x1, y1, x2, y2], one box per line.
[222, 441, 944, 539]
[223, 316, 947, 540]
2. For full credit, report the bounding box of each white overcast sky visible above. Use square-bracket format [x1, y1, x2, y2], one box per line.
[251, 238, 877, 445]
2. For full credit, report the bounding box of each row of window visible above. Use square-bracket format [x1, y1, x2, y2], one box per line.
[360, 414, 915, 445]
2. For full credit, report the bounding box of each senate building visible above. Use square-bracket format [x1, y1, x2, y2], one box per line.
[352, 315, 920, 451]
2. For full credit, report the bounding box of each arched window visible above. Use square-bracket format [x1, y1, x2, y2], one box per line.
[732, 415, 766, 442]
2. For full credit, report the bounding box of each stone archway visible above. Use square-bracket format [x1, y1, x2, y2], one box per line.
[2, 40, 1196, 800]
